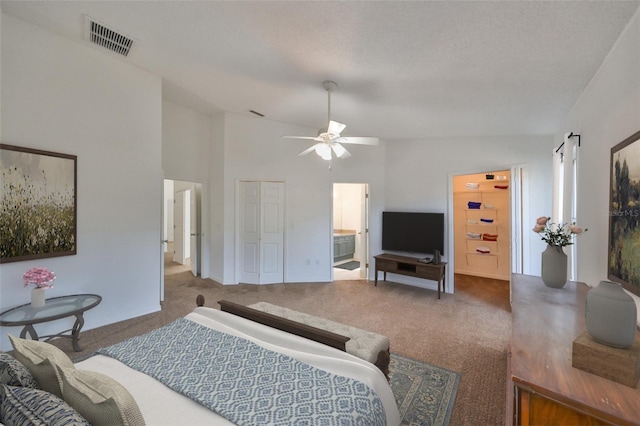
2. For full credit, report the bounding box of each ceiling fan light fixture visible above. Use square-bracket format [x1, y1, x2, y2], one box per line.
[315, 143, 332, 160]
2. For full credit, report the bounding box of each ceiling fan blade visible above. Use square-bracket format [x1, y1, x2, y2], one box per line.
[283, 135, 323, 141]
[289, 82, 379, 162]
[337, 136, 379, 146]
[327, 120, 346, 136]
[331, 143, 351, 159]
[298, 143, 322, 156]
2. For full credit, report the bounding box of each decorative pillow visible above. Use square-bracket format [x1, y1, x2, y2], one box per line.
[0, 384, 90, 426]
[8, 335, 74, 398]
[0, 352, 38, 389]
[55, 366, 146, 426]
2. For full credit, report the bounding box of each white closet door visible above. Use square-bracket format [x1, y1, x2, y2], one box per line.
[239, 182, 260, 284]
[238, 181, 285, 284]
[259, 182, 285, 284]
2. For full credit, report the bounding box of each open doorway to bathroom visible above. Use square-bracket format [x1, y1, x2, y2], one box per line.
[332, 183, 369, 280]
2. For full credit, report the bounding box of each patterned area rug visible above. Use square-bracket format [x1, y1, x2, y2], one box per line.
[390, 353, 460, 426]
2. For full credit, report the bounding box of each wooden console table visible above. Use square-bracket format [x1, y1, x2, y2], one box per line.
[373, 253, 446, 298]
[508, 274, 640, 425]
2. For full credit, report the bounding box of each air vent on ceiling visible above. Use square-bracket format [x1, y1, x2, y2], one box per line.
[84, 15, 136, 57]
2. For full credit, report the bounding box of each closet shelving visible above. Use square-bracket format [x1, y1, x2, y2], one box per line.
[453, 172, 510, 280]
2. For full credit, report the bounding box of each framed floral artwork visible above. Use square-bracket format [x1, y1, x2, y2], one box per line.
[608, 130, 640, 296]
[0, 144, 77, 263]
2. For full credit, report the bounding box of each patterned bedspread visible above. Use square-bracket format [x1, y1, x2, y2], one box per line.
[97, 318, 386, 426]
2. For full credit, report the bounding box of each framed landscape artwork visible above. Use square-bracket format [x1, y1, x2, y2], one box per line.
[608, 130, 640, 296]
[0, 144, 77, 263]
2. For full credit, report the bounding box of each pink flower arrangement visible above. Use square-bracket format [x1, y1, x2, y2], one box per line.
[23, 267, 56, 289]
[533, 216, 587, 247]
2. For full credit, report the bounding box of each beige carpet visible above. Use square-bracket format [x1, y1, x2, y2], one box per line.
[56, 262, 512, 426]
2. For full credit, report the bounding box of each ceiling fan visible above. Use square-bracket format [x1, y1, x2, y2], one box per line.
[283, 81, 379, 161]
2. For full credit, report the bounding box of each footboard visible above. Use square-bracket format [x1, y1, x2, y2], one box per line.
[196, 295, 349, 351]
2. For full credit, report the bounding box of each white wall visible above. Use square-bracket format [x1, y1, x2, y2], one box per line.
[163, 109, 387, 285]
[162, 100, 212, 276]
[334, 184, 363, 233]
[165, 111, 552, 288]
[0, 11, 3, 144]
[162, 101, 211, 184]
[219, 112, 387, 284]
[0, 14, 162, 350]
[558, 10, 640, 319]
[209, 113, 226, 283]
[384, 135, 553, 289]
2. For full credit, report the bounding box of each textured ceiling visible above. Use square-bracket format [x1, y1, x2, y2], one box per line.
[2, 0, 639, 141]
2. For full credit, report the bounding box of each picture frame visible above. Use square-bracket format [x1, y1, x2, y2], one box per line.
[608, 130, 640, 296]
[0, 144, 77, 263]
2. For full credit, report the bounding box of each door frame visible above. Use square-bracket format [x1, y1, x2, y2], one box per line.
[447, 165, 525, 294]
[161, 179, 204, 301]
[360, 184, 370, 279]
[331, 182, 370, 280]
[160, 175, 165, 302]
[190, 187, 200, 277]
[173, 189, 189, 265]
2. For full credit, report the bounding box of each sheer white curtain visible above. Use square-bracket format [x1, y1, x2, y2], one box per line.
[552, 133, 579, 281]
[552, 143, 565, 224]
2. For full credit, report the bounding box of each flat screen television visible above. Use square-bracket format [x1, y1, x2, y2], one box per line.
[382, 211, 444, 255]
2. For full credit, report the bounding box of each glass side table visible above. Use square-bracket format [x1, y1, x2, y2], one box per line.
[0, 294, 101, 351]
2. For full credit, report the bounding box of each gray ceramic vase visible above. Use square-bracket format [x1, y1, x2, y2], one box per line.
[541, 245, 567, 288]
[585, 280, 637, 348]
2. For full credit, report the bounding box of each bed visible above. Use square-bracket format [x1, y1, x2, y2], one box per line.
[2, 297, 400, 425]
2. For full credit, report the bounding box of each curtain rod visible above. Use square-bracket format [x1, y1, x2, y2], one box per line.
[555, 132, 581, 153]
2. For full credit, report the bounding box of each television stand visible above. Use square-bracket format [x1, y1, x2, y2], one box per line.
[374, 253, 446, 299]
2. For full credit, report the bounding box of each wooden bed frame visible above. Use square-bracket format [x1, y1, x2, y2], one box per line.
[195, 295, 390, 379]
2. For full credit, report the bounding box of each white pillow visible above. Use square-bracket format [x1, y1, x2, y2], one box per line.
[55, 365, 146, 426]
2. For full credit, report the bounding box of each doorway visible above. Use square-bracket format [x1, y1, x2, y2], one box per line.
[447, 164, 529, 293]
[163, 179, 202, 277]
[453, 170, 511, 280]
[332, 183, 369, 280]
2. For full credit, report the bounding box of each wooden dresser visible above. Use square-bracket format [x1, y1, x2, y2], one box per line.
[508, 274, 640, 425]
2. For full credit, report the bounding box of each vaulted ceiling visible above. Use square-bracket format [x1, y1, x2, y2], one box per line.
[2, 0, 638, 140]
